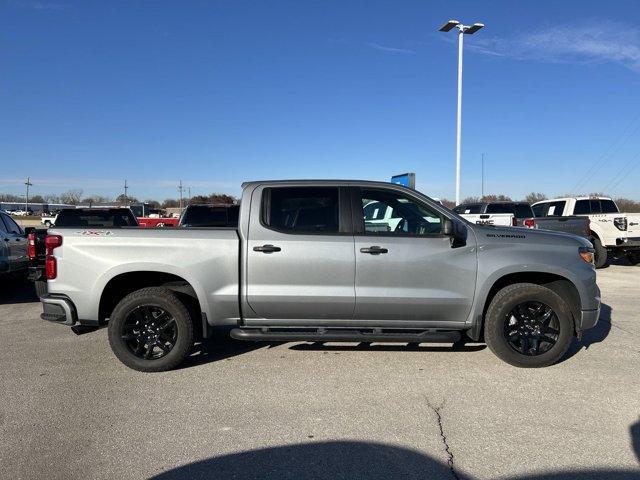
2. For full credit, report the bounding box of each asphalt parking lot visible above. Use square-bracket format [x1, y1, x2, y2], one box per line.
[1, 264, 639, 480]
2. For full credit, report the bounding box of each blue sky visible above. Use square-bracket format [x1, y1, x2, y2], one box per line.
[2, 0, 640, 201]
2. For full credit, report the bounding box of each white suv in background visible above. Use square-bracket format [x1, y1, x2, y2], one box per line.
[532, 196, 640, 267]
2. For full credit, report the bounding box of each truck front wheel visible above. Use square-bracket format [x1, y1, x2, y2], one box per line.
[107, 287, 194, 372]
[484, 283, 574, 368]
[591, 237, 608, 269]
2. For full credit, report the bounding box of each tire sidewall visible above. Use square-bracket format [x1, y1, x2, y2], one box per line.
[108, 289, 193, 372]
[592, 237, 608, 269]
[485, 284, 574, 368]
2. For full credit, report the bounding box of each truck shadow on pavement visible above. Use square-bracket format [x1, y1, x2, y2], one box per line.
[180, 303, 614, 368]
[561, 303, 612, 362]
[179, 327, 282, 369]
[631, 418, 640, 463]
[0, 277, 38, 305]
[150, 440, 640, 480]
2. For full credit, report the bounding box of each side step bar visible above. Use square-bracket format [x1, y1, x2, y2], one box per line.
[230, 327, 461, 344]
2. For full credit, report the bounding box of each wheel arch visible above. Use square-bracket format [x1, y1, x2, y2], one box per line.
[98, 271, 203, 329]
[468, 271, 581, 341]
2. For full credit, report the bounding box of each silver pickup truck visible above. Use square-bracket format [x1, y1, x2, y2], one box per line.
[40, 180, 601, 371]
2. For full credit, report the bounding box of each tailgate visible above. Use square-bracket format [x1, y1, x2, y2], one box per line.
[460, 213, 514, 226]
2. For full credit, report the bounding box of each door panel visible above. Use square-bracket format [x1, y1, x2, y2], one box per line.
[354, 235, 477, 321]
[245, 186, 355, 321]
[0, 213, 28, 272]
[354, 187, 477, 322]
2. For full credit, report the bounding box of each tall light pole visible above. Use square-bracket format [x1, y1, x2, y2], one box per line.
[123, 179, 129, 205]
[439, 19, 484, 205]
[24, 177, 33, 213]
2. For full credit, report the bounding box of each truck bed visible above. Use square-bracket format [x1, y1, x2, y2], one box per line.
[47, 227, 241, 325]
[533, 216, 590, 238]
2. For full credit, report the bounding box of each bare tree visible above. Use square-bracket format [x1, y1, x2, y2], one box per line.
[440, 198, 455, 209]
[614, 198, 640, 213]
[523, 192, 547, 204]
[59, 189, 84, 205]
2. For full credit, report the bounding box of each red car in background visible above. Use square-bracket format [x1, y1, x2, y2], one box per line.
[130, 204, 179, 228]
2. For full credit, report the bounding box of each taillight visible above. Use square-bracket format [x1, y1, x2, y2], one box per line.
[45, 235, 62, 280]
[27, 233, 36, 259]
[614, 217, 627, 231]
[45, 235, 62, 255]
[524, 218, 535, 228]
[45, 255, 57, 279]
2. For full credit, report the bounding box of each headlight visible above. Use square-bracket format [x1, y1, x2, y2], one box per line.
[579, 246, 595, 264]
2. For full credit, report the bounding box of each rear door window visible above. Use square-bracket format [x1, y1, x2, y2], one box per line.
[1, 214, 23, 234]
[263, 187, 340, 234]
[600, 200, 619, 213]
[532, 204, 546, 217]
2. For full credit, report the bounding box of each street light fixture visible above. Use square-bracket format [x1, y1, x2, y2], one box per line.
[439, 19, 484, 205]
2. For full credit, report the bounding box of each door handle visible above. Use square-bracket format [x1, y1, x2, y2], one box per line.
[360, 246, 388, 255]
[253, 244, 281, 253]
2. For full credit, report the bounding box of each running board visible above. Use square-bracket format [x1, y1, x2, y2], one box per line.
[230, 327, 461, 343]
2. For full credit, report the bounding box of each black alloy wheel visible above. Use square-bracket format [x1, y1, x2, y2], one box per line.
[504, 301, 560, 356]
[121, 305, 178, 360]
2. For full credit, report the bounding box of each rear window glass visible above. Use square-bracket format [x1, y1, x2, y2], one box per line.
[55, 209, 138, 227]
[485, 203, 512, 214]
[453, 204, 481, 214]
[574, 200, 591, 215]
[181, 205, 239, 227]
[514, 204, 534, 218]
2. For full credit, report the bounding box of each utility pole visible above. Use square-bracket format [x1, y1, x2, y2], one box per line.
[439, 19, 484, 205]
[187, 187, 191, 205]
[123, 179, 129, 205]
[481, 153, 485, 198]
[24, 177, 33, 213]
[178, 180, 184, 210]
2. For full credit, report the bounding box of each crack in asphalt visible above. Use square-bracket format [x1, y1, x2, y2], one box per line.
[427, 400, 461, 480]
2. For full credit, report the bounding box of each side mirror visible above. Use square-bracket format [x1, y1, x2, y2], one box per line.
[24, 226, 36, 236]
[443, 218, 467, 248]
[443, 219, 454, 236]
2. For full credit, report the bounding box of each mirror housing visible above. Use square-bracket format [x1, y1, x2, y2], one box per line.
[443, 219, 454, 236]
[24, 226, 36, 236]
[443, 218, 467, 247]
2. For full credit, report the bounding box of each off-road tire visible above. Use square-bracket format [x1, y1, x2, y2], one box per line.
[108, 287, 194, 372]
[485, 283, 574, 368]
[592, 237, 608, 269]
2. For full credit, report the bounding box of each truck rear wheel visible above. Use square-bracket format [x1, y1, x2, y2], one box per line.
[484, 283, 574, 368]
[592, 237, 608, 269]
[107, 287, 194, 372]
